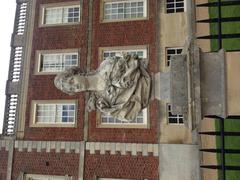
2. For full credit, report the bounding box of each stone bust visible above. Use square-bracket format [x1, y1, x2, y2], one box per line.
[54, 54, 151, 121]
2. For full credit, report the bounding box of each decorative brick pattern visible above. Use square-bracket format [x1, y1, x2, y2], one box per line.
[86, 142, 158, 156]
[14, 140, 83, 154]
[84, 151, 159, 180]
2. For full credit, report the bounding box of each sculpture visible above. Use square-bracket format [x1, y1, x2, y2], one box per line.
[54, 54, 151, 121]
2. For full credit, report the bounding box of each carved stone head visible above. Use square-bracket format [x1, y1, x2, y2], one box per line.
[54, 67, 87, 95]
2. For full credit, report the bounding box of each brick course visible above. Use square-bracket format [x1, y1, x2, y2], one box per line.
[84, 151, 159, 179]
[11, 150, 79, 180]
[0, 149, 8, 180]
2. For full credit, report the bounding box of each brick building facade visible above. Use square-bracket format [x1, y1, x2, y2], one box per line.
[0, 0, 202, 180]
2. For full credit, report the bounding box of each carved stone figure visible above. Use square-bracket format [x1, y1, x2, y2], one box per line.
[54, 54, 151, 121]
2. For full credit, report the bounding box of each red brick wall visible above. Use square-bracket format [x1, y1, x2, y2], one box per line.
[24, 0, 159, 143]
[88, 0, 158, 143]
[84, 151, 159, 179]
[11, 150, 79, 180]
[91, 0, 157, 72]
[24, 0, 89, 141]
[0, 149, 8, 180]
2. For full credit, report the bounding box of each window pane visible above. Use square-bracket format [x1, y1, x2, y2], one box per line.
[35, 103, 75, 124]
[169, 118, 178, 123]
[45, 7, 63, 24]
[167, 104, 184, 124]
[167, 9, 175, 13]
[101, 109, 147, 125]
[44, 5, 80, 25]
[36, 104, 55, 123]
[40, 52, 78, 72]
[166, 47, 183, 67]
[176, 8, 184, 12]
[104, 1, 146, 20]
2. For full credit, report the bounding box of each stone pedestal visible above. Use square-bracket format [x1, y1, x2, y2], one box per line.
[155, 44, 228, 130]
[170, 47, 227, 129]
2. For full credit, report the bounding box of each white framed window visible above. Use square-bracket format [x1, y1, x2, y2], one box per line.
[166, 0, 185, 13]
[167, 104, 184, 124]
[24, 174, 71, 180]
[100, 46, 148, 61]
[166, 47, 183, 66]
[100, 108, 148, 127]
[37, 52, 79, 73]
[31, 100, 77, 127]
[41, 4, 80, 25]
[103, 49, 147, 60]
[103, 0, 148, 21]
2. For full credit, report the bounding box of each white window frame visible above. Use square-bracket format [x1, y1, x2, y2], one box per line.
[24, 174, 72, 180]
[101, 0, 148, 22]
[165, 47, 183, 67]
[40, 2, 81, 27]
[35, 49, 79, 75]
[100, 108, 148, 128]
[99, 45, 148, 61]
[102, 49, 147, 60]
[30, 100, 77, 128]
[167, 104, 184, 125]
[165, 0, 185, 14]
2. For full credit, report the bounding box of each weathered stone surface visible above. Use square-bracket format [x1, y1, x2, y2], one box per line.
[167, 47, 227, 130]
[154, 72, 170, 101]
[159, 144, 200, 180]
[200, 49, 227, 118]
[5, 81, 19, 95]
[170, 55, 188, 116]
[11, 34, 24, 47]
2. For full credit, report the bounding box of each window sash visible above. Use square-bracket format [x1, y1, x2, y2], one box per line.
[103, 0, 147, 20]
[102, 49, 147, 60]
[101, 108, 148, 125]
[40, 52, 78, 72]
[166, 0, 184, 13]
[166, 47, 183, 66]
[36, 103, 76, 124]
[167, 104, 184, 124]
[44, 5, 80, 24]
